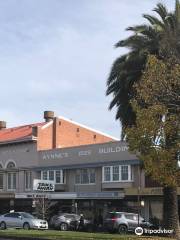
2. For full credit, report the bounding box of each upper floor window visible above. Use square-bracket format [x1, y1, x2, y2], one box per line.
[7, 172, 16, 190]
[41, 170, 64, 184]
[0, 164, 3, 190]
[25, 171, 32, 190]
[0, 173, 3, 190]
[7, 162, 16, 190]
[75, 168, 95, 184]
[102, 165, 132, 182]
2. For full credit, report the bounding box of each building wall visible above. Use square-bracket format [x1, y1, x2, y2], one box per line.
[0, 142, 37, 168]
[0, 141, 143, 197]
[37, 118, 115, 151]
[0, 142, 38, 193]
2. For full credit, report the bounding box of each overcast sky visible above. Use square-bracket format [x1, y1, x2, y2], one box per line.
[0, 0, 174, 139]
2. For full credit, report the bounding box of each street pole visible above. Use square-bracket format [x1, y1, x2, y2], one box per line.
[137, 165, 141, 227]
[42, 192, 45, 220]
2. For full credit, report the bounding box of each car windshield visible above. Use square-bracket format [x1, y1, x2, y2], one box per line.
[21, 213, 35, 219]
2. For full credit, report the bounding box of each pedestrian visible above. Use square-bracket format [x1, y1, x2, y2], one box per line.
[78, 214, 84, 231]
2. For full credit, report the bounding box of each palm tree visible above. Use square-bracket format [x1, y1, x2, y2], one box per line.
[107, 1, 180, 137]
[107, 1, 180, 238]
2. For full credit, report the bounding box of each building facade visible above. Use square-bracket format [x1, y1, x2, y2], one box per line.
[0, 111, 176, 222]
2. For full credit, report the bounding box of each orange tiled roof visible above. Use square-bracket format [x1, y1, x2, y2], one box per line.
[0, 122, 45, 143]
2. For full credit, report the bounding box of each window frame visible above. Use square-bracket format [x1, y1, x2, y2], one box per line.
[41, 170, 64, 184]
[25, 171, 32, 191]
[7, 172, 16, 191]
[75, 168, 96, 185]
[0, 172, 4, 190]
[102, 165, 132, 183]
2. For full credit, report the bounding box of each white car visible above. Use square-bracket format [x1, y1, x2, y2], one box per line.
[0, 212, 48, 230]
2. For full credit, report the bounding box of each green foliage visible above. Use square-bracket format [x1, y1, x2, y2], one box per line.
[107, 1, 180, 138]
[126, 56, 180, 187]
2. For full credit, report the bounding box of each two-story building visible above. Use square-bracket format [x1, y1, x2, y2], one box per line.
[0, 111, 172, 221]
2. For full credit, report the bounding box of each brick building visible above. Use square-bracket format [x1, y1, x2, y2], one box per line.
[0, 111, 176, 222]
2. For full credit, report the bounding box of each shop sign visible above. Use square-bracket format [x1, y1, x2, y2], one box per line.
[125, 187, 163, 196]
[41, 143, 129, 160]
[42, 152, 69, 160]
[98, 146, 129, 154]
[77, 191, 124, 199]
[33, 179, 55, 192]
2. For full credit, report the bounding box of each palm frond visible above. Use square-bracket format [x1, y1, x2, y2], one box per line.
[153, 3, 168, 21]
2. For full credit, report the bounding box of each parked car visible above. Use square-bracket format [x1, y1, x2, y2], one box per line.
[49, 213, 92, 231]
[104, 211, 152, 234]
[0, 212, 48, 230]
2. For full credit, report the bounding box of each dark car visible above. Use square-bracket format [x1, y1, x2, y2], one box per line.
[104, 211, 152, 234]
[49, 213, 92, 231]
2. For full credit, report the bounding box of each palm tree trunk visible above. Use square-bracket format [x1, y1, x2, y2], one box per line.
[163, 186, 180, 239]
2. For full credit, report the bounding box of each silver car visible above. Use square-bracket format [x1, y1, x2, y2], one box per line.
[0, 212, 48, 230]
[49, 213, 92, 231]
[104, 211, 152, 234]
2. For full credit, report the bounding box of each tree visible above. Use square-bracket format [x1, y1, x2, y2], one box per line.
[33, 195, 51, 220]
[106, 1, 180, 138]
[106, 0, 180, 236]
[126, 55, 180, 238]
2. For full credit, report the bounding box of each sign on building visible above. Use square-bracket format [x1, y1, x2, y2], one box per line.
[33, 179, 55, 192]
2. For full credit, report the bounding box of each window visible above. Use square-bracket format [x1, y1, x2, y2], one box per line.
[7, 162, 16, 169]
[0, 173, 3, 190]
[25, 171, 31, 190]
[41, 170, 64, 184]
[42, 171, 48, 180]
[4, 213, 20, 218]
[121, 166, 128, 181]
[75, 168, 95, 184]
[55, 170, 62, 184]
[49, 170, 54, 181]
[103, 165, 132, 182]
[125, 214, 137, 221]
[104, 167, 111, 182]
[112, 166, 119, 181]
[7, 172, 16, 190]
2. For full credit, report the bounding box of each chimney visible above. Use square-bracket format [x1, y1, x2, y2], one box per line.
[0, 121, 6, 130]
[44, 111, 54, 122]
[32, 126, 38, 137]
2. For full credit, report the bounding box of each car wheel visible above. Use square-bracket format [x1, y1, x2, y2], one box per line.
[60, 223, 68, 231]
[0, 222, 6, 230]
[118, 225, 128, 234]
[23, 222, 30, 230]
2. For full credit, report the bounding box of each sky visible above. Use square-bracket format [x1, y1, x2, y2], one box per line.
[0, 0, 174, 139]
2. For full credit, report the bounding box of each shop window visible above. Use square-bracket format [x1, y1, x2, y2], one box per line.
[75, 168, 95, 184]
[41, 170, 64, 184]
[102, 165, 132, 182]
[25, 171, 32, 190]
